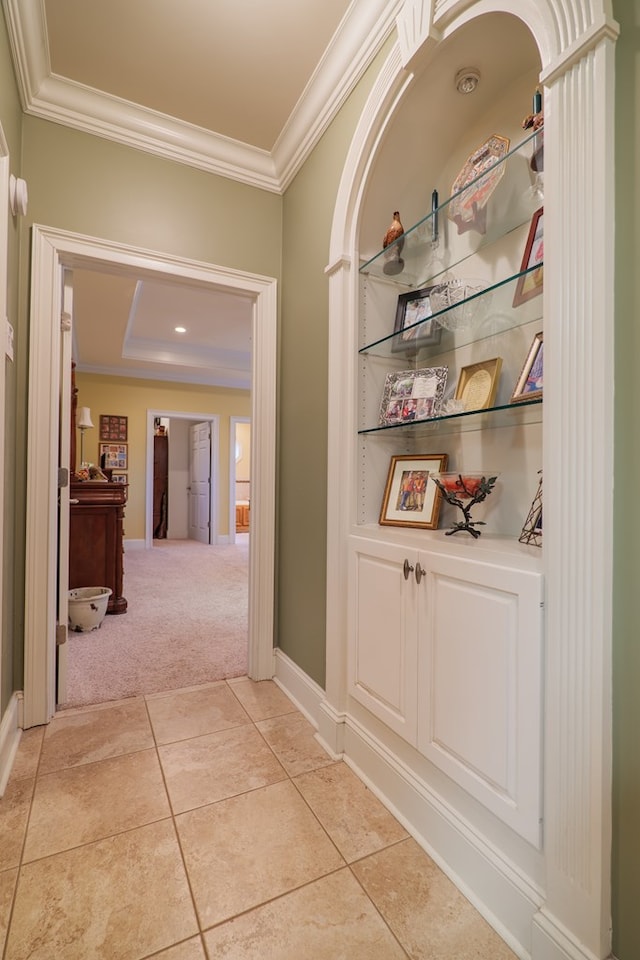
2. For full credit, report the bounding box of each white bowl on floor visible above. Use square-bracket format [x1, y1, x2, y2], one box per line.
[68, 587, 112, 633]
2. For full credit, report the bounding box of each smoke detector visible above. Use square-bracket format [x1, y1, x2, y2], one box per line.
[455, 68, 481, 94]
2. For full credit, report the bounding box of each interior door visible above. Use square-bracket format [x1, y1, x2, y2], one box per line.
[56, 270, 73, 705]
[189, 422, 211, 543]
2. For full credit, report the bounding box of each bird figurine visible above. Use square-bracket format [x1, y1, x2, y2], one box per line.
[382, 211, 405, 275]
[383, 211, 404, 249]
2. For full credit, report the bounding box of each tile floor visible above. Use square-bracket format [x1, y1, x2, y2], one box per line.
[0, 678, 518, 959]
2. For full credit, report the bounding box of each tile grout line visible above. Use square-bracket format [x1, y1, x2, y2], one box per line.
[142, 695, 207, 956]
[1, 726, 49, 960]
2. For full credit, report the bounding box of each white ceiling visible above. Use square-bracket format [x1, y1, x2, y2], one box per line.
[3, 0, 397, 388]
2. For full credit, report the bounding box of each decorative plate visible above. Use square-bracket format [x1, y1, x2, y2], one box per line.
[448, 134, 510, 235]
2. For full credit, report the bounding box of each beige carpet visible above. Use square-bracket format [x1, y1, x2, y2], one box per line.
[60, 538, 248, 709]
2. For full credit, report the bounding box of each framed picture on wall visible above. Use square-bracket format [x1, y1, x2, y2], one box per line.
[111, 473, 128, 484]
[99, 415, 128, 441]
[99, 443, 128, 470]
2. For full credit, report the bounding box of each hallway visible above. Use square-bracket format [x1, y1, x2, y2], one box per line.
[0, 679, 517, 959]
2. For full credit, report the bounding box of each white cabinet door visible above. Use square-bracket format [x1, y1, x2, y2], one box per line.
[417, 550, 544, 847]
[348, 537, 418, 743]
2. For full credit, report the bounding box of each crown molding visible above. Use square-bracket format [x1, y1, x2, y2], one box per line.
[3, 0, 399, 194]
[273, 0, 402, 191]
[75, 360, 251, 391]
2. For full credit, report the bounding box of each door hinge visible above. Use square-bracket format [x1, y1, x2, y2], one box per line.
[56, 623, 68, 646]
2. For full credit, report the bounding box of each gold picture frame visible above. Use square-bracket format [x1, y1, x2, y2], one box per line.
[511, 332, 543, 403]
[379, 453, 449, 530]
[454, 357, 502, 411]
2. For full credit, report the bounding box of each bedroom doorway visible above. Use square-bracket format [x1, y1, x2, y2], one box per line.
[24, 226, 277, 727]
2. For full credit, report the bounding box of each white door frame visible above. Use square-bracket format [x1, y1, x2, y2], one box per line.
[24, 225, 277, 727]
[229, 416, 250, 545]
[145, 411, 219, 547]
[0, 125, 9, 708]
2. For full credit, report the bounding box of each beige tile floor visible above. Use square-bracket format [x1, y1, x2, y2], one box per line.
[0, 678, 518, 959]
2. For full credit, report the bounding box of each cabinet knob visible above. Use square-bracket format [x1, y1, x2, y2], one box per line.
[403, 558, 414, 580]
[415, 563, 426, 584]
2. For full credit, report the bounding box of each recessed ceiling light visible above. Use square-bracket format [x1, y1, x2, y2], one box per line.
[455, 68, 480, 94]
[174, 326, 187, 333]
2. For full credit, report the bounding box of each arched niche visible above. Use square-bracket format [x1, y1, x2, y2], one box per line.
[324, 3, 618, 959]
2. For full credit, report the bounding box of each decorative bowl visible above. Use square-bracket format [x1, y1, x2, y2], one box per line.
[68, 586, 112, 632]
[429, 279, 490, 331]
[433, 472, 496, 499]
[431, 472, 500, 538]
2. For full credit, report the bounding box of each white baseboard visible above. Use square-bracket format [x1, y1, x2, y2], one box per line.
[0, 692, 23, 796]
[273, 649, 344, 759]
[532, 910, 608, 960]
[124, 539, 145, 551]
[273, 648, 324, 724]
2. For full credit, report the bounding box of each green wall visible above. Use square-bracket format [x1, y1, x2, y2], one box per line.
[75, 373, 250, 540]
[0, 6, 24, 710]
[277, 41, 392, 686]
[8, 116, 282, 696]
[612, 2, 640, 957]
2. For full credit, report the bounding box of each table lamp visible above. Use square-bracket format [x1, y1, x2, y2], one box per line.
[77, 406, 94, 466]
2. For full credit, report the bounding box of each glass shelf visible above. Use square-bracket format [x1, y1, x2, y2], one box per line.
[359, 263, 543, 361]
[358, 397, 542, 438]
[359, 129, 543, 289]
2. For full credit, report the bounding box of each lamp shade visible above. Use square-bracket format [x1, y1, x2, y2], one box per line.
[76, 407, 94, 430]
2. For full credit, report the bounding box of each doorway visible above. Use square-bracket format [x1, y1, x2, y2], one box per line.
[24, 226, 277, 727]
[146, 411, 221, 547]
[229, 417, 251, 545]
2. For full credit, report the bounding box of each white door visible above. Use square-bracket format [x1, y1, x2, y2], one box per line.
[56, 271, 74, 704]
[189, 422, 211, 543]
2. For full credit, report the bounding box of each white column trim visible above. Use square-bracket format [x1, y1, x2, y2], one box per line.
[536, 32, 616, 957]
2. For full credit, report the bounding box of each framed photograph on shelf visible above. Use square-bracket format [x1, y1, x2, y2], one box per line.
[378, 367, 448, 426]
[111, 473, 128, 485]
[511, 332, 543, 402]
[454, 357, 502, 411]
[392, 286, 442, 353]
[99, 443, 128, 470]
[99, 415, 128, 442]
[519, 471, 543, 547]
[380, 453, 449, 529]
[512, 206, 543, 306]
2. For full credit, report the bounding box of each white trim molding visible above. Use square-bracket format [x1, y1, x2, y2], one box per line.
[325, 2, 618, 959]
[0, 693, 23, 797]
[0, 121, 9, 710]
[1, 0, 400, 194]
[24, 227, 278, 727]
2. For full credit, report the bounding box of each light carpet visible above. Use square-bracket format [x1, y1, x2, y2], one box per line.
[60, 538, 248, 709]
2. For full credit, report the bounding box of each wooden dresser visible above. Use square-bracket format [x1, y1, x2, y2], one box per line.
[69, 481, 128, 614]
